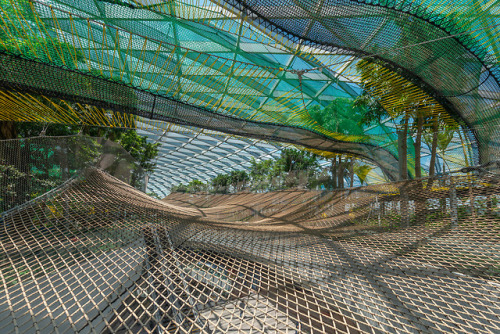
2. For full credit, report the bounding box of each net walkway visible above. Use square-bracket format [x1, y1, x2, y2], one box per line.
[1, 139, 499, 333]
[1, 0, 500, 333]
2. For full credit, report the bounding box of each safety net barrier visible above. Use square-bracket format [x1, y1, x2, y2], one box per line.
[1, 0, 500, 333]
[1, 137, 499, 333]
[139, 120, 473, 197]
[0, 136, 146, 213]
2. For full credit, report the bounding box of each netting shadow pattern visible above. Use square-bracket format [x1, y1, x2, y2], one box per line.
[1, 0, 500, 333]
[1, 139, 499, 333]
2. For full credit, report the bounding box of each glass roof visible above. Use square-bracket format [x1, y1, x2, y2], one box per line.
[138, 123, 285, 196]
[137, 118, 470, 197]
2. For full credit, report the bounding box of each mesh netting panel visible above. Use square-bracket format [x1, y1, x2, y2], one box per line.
[0, 0, 500, 332]
[0, 52, 401, 181]
[0, 136, 145, 213]
[215, 0, 500, 162]
[1, 165, 498, 333]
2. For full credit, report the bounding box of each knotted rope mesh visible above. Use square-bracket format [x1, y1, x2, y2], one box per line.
[1, 0, 500, 332]
[1, 136, 499, 333]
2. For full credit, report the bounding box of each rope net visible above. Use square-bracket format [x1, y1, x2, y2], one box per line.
[1, 0, 496, 171]
[0, 136, 146, 213]
[1, 136, 499, 333]
[1, 0, 499, 332]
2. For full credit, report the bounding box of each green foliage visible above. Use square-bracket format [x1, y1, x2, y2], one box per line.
[16, 123, 159, 173]
[0, 0, 35, 41]
[187, 179, 205, 193]
[249, 158, 273, 180]
[306, 100, 380, 187]
[229, 170, 249, 191]
[435, 126, 458, 153]
[116, 130, 160, 173]
[355, 59, 418, 122]
[147, 192, 162, 199]
[308, 98, 365, 135]
[170, 183, 187, 193]
[170, 179, 211, 194]
[1, 123, 160, 210]
[0, 0, 158, 204]
[353, 92, 388, 127]
[275, 148, 319, 174]
[0, 164, 27, 206]
[206, 149, 320, 193]
[17, 122, 79, 137]
[273, 148, 319, 188]
[211, 174, 230, 193]
[169, 147, 375, 195]
[0, 137, 99, 212]
[248, 158, 274, 191]
[353, 163, 373, 186]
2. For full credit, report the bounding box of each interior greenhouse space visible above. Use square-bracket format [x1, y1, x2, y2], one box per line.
[0, 0, 499, 333]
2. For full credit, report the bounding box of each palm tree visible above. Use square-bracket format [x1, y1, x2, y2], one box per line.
[308, 99, 365, 188]
[353, 163, 374, 186]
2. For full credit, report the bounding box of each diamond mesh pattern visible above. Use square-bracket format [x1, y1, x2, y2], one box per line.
[1, 137, 499, 334]
[1, 0, 500, 332]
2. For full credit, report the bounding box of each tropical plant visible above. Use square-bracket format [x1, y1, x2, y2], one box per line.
[249, 158, 274, 190]
[229, 170, 249, 191]
[353, 163, 374, 186]
[187, 179, 205, 193]
[211, 174, 231, 193]
[171, 183, 188, 193]
[308, 98, 365, 136]
[308, 99, 369, 188]
[274, 148, 319, 188]
[275, 148, 319, 174]
[147, 192, 162, 200]
[116, 130, 160, 173]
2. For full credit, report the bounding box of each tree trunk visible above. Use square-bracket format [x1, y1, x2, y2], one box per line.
[331, 157, 337, 189]
[414, 114, 423, 180]
[337, 156, 344, 189]
[440, 159, 446, 212]
[398, 116, 410, 227]
[349, 158, 354, 188]
[426, 118, 438, 189]
[414, 114, 426, 223]
[398, 117, 409, 180]
[486, 195, 493, 216]
[469, 179, 476, 222]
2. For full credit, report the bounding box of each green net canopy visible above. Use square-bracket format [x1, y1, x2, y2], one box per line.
[1, 0, 498, 174]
